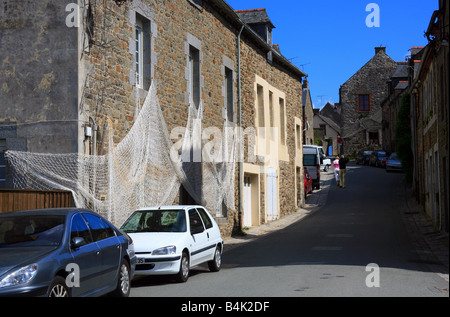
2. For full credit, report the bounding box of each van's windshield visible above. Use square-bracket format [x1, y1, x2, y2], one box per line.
[303, 154, 317, 166]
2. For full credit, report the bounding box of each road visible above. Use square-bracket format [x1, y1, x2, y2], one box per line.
[130, 163, 449, 297]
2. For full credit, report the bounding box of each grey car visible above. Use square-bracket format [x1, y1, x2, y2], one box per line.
[386, 153, 402, 172]
[0, 208, 136, 297]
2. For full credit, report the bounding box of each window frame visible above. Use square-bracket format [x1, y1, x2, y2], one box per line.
[357, 94, 371, 112]
[135, 17, 144, 89]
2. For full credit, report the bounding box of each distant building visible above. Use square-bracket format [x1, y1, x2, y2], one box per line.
[313, 103, 341, 155]
[339, 47, 397, 156]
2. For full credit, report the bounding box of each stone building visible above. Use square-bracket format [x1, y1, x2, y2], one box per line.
[313, 103, 341, 156]
[410, 0, 449, 234]
[0, 0, 307, 236]
[339, 47, 397, 156]
[302, 78, 314, 146]
[381, 60, 411, 154]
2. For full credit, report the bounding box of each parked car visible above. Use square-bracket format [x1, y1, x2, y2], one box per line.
[369, 150, 388, 168]
[356, 150, 373, 165]
[303, 146, 321, 189]
[304, 167, 313, 198]
[0, 208, 136, 297]
[121, 205, 223, 283]
[386, 153, 402, 172]
[322, 157, 332, 171]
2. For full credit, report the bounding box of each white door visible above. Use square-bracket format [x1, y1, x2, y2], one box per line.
[267, 168, 278, 221]
[243, 176, 252, 227]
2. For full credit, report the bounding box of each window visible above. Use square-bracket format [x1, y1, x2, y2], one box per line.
[280, 98, 286, 145]
[196, 207, 213, 229]
[135, 18, 143, 88]
[257, 84, 265, 129]
[189, 45, 200, 109]
[303, 154, 317, 166]
[82, 213, 114, 242]
[269, 91, 274, 140]
[0, 139, 6, 186]
[368, 131, 379, 145]
[296, 124, 301, 150]
[225, 67, 234, 122]
[135, 14, 151, 90]
[70, 214, 93, 246]
[188, 209, 204, 234]
[1, 215, 65, 247]
[358, 94, 371, 112]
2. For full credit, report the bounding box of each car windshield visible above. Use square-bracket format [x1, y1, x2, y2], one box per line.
[389, 153, 398, 160]
[377, 151, 387, 156]
[0, 215, 65, 248]
[363, 151, 372, 155]
[303, 154, 317, 166]
[121, 210, 187, 233]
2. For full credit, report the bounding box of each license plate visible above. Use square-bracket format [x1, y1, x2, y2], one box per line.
[137, 258, 146, 264]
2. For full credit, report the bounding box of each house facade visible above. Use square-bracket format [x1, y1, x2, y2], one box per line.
[410, 0, 449, 234]
[0, 0, 306, 236]
[381, 61, 410, 154]
[339, 47, 397, 156]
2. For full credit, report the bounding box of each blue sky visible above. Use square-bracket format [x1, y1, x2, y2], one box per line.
[226, 0, 438, 108]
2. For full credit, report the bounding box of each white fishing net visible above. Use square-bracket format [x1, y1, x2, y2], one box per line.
[5, 82, 237, 226]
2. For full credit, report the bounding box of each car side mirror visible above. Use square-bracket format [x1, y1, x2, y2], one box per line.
[71, 237, 85, 248]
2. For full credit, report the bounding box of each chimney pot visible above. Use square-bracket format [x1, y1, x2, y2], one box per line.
[375, 46, 386, 55]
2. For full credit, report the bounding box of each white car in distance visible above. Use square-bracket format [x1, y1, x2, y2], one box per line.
[121, 205, 223, 283]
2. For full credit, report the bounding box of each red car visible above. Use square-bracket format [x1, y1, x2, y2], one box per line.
[304, 167, 313, 198]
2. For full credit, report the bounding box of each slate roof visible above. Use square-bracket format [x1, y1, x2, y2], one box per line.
[235, 8, 275, 29]
[391, 64, 409, 78]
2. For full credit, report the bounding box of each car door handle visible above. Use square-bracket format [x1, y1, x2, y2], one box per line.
[207, 232, 209, 239]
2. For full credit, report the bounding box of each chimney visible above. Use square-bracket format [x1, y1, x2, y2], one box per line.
[302, 78, 309, 89]
[375, 46, 386, 55]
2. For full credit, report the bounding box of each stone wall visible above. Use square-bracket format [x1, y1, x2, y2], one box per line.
[0, 0, 79, 155]
[339, 47, 397, 156]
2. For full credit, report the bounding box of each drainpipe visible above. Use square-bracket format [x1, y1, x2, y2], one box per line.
[89, 116, 97, 156]
[237, 24, 245, 228]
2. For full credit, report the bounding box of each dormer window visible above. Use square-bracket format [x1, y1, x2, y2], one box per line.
[235, 8, 275, 45]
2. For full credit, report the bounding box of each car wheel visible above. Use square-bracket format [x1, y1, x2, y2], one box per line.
[208, 245, 222, 272]
[176, 252, 190, 283]
[48, 276, 71, 297]
[111, 259, 131, 297]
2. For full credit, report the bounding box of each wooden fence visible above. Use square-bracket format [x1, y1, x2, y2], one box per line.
[0, 189, 74, 213]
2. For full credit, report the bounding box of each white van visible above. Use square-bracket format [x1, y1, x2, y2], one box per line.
[303, 145, 326, 189]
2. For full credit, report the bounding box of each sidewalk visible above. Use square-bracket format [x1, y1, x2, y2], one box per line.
[400, 180, 449, 279]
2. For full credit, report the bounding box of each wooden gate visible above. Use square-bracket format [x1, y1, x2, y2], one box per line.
[0, 189, 74, 213]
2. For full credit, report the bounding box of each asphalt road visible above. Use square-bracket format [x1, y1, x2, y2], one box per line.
[130, 163, 449, 297]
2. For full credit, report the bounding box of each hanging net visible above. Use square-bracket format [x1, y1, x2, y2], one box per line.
[5, 82, 237, 226]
